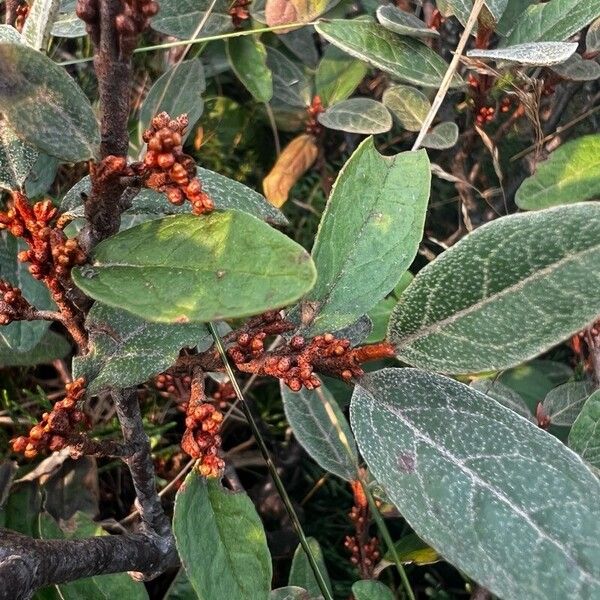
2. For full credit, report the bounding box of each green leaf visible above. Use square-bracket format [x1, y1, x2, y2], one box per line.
[542, 381, 595, 427]
[72, 212, 316, 324]
[0, 43, 99, 162]
[266, 46, 312, 109]
[151, 0, 233, 38]
[467, 42, 577, 66]
[0, 481, 41, 536]
[74, 303, 211, 395]
[484, 0, 509, 21]
[421, 121, 459, 150]
[22, 0, 60, 51]
[587, 17, 600, 53]
[227, 36, 273, 104]
[352, 580, 394, 600]
[317, 98, 392, 134]
[174, 473, 272, 600]
[25, 152, 58, 197]
[515, 135, 600, 210]
[281, 379, 358, 481]
[315, 45, 367, 107]
[303, 137, 430, 334]
[350, 368, 600, 600]
[470, 379, 534, 422]
[383, 533, 441, 566]
[0, 24, 22, 43]
[315, 20, 461, 89]
[61, 167, 288, 226]
[140, 58, 206, 134]
[288, 538, 332, 599]
[506, 0, 600, 44]
[388, 203, 600, 374]
[0, 233, 54, 352]
[382, 84, 431, 132]
[51, 0, 86, 37]
[270, 588, 312, 600]
[0, 118, 38, 191]
[550, 54, 600, 81]
[39, 512, 149, 600]
[569, 389, 600, 469]
[376, 5, 439, 38]
[0, 330, 70, 366]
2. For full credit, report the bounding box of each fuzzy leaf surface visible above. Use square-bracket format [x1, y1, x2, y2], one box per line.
[376, 5, 439, 38]
[72, 212, 316, 323]
[382, 85, 431, 132]
[174, 473, 272, 600]
[0, 43, 99, 162]
[315, 20, 461, 88]
[304, 137, 430, 334]
[467, 42, 577, 66]
[542, 381, 595, 427]
[74, 303, 212, 394]
[318, 98, 392, 134]
[388, 203, 600, 374]
[350, 368, 600, 600]
[281, 380, 358, 480]
[151, 0, 232, 38]
[22, 0, 60, 50]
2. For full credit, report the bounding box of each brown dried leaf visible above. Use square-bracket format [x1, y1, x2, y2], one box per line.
[263, 134, 318, 207]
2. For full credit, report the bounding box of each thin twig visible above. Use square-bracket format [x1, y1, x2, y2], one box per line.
[412, 0, 486, 151]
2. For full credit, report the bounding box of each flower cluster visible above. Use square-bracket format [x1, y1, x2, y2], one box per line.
[142, 112, 214, 215]
[15, 2, 29, 32]
[344, 479, 380, 579]
[0, 192, 86, 305]
[11, 378, 88, 459]
[0, 280, 33, 325]
[228, 0, 251, 28]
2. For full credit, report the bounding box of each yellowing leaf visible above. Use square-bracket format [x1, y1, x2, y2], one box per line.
[265, 0, 338, 30]
[263, 134, 318, 207]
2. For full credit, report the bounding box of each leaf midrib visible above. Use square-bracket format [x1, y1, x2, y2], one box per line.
[396, 242, 599, 350]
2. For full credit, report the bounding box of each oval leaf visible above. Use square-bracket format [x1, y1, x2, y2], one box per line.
[421, 121, 459, 150]
[350, 368, 600, 600]
[266, 46, 312, 109]
[515, 134, 600, 210]
[74, 303, 212, 394]
[303, 137, 430, 334]
[0, 42, 99, 162]
[315, 44, 368, 107]
[318, 98, 392, 134]
[389, 203, 600, 374]
[551, 54, 600, 81]
[382, 84, 431, 132]
[51, 0, 86, 38]
[72, 212, 316, 324]
[174, 473, 272, 600]
[281, 379, 359, 481]
[470, 379, 535, 422]
[227, 36, 273, 104]
[467, 42, 577, 66]
[376, 5, 439, 38]
[542, 381, 595, 427]
[140, 58, 206, 134]
[315, 20, 461, 89]
[288, 538, 332, 599]
[569, 389, 600, 469]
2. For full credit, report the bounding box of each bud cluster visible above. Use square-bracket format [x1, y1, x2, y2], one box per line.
[142, 112, 214, 215]
[182, 402, 225, 478]
[11, 378, 88, 459]
[305, 96, 324, 136]
[229, 318, 393, 391]
[0, 280, 33, 325]
[228, 0, 251, 28]
[15, 2, 30, 32]
[76, 0, 158, 53]
[344, 479, 380, 579]
[0, 192, 86, 307]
